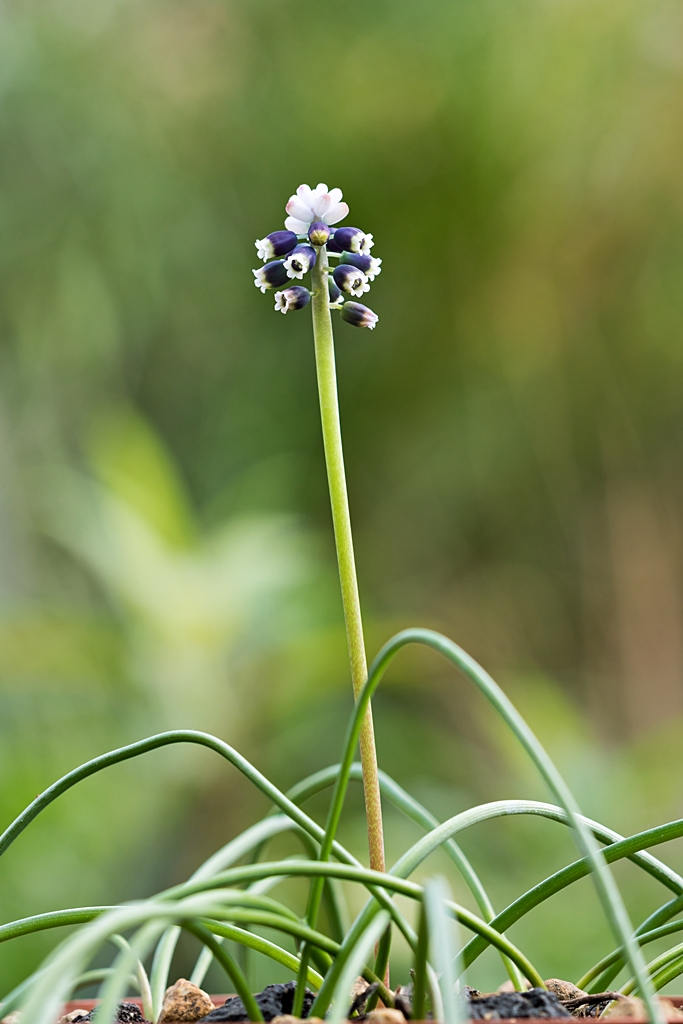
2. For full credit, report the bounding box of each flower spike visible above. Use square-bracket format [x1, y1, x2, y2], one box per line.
[333, 263, 370, 298]
[253, 260, 289, 293]
[252, 184, 380, 328]
[274, 286, 311, 313]
[255, 230, 298, 262]
[284, 245, 317, 280]
[341, 301, 379, 329]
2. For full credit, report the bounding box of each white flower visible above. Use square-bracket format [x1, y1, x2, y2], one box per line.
[252, 259, 289, 292]
[333, 264, 371, 298]
[254, 230, 298, 263]
[285, 183, 349, 234]
[273, 286, 311, 313]
[284, 245, 316, 280]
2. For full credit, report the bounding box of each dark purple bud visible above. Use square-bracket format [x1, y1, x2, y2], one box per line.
[341, 301, 379, 330]
[284, 244, 317, 279]
[308, 221, 331, 246]
[333, 263, 370, 297]
[332, 226, 374, 255]
[252, 260, 289, 293]
[274, 286, 311, 313]
[326, 231, 344, 254]
[255, 230, 298, 262]
[328, 275, 343, 305]
[340, 251, 382, 281]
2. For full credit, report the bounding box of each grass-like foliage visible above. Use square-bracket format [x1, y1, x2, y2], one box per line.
[1, 188, 680, 1024]
[2, 630, 683, 1023]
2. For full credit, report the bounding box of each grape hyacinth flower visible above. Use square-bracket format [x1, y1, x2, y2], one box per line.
[284, 244, 317, 280]
[339, 250, 382, 281]
[252, 260, 289, 293]
[328, 275, 344, 309]
[341, 301, 379, 329]
[255, 230, 298, 262]
[332, 226, 374, 254]
[332, 263, 370, 297]
[274, 285, 311, 313]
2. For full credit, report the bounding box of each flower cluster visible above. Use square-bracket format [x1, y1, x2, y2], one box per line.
[253, 184, 380, 329]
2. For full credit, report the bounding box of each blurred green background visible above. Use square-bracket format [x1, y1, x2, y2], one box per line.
[3, 0, 683, 1000]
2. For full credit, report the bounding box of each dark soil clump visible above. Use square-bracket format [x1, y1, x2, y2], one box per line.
[73, 1003, 149, 1024]
[466, 988, 571, 1019]
[198, 982, 316, 1023]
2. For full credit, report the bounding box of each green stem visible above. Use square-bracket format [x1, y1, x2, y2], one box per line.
[310, 246, 385, 876]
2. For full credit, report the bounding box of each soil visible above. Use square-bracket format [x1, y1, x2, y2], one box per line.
[197, 984, 316, 1023]
[68, 1003, 150, 1024]
[465, 989, 571, 1020]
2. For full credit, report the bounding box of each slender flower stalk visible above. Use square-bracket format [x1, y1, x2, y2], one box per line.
[309, 245, 386, 876]
[252, 182, 384, 876]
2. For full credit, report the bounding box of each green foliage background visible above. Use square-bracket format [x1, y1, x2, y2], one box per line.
[3, 0, 683, 1001]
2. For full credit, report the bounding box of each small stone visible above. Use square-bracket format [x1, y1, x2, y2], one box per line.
[159, 980, 215, 1024]
[271, 1018, 324, 1024]
[2, 1013, 23, 1024]
[604, 999, 683, 1022]
[57, 1013, 90, 1024]
[602, 997, 644, 1019]
[544, 980, 586, 1002]
[366, 1011, 406, 1024]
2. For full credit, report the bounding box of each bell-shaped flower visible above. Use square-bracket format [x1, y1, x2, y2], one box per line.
[328, 275, 344, 309]
[274, 286, 311, 313]
[255, 230, 298, 262]
[341, 301, 379, 330]
[284, 244, 317, 280]
[285, 184, 349, 234]
[326, 231, 343, 253]
[332, 226, 374, 254]
[253, 260, 289, 293]
[339, 250, 382, 281]
[332, 263, 370, 298]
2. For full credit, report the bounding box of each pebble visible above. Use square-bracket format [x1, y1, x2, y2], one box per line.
[544, 981, 586, 1003]
[365, 1010, 406, 1024]
[159, 980, 215, 1024]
